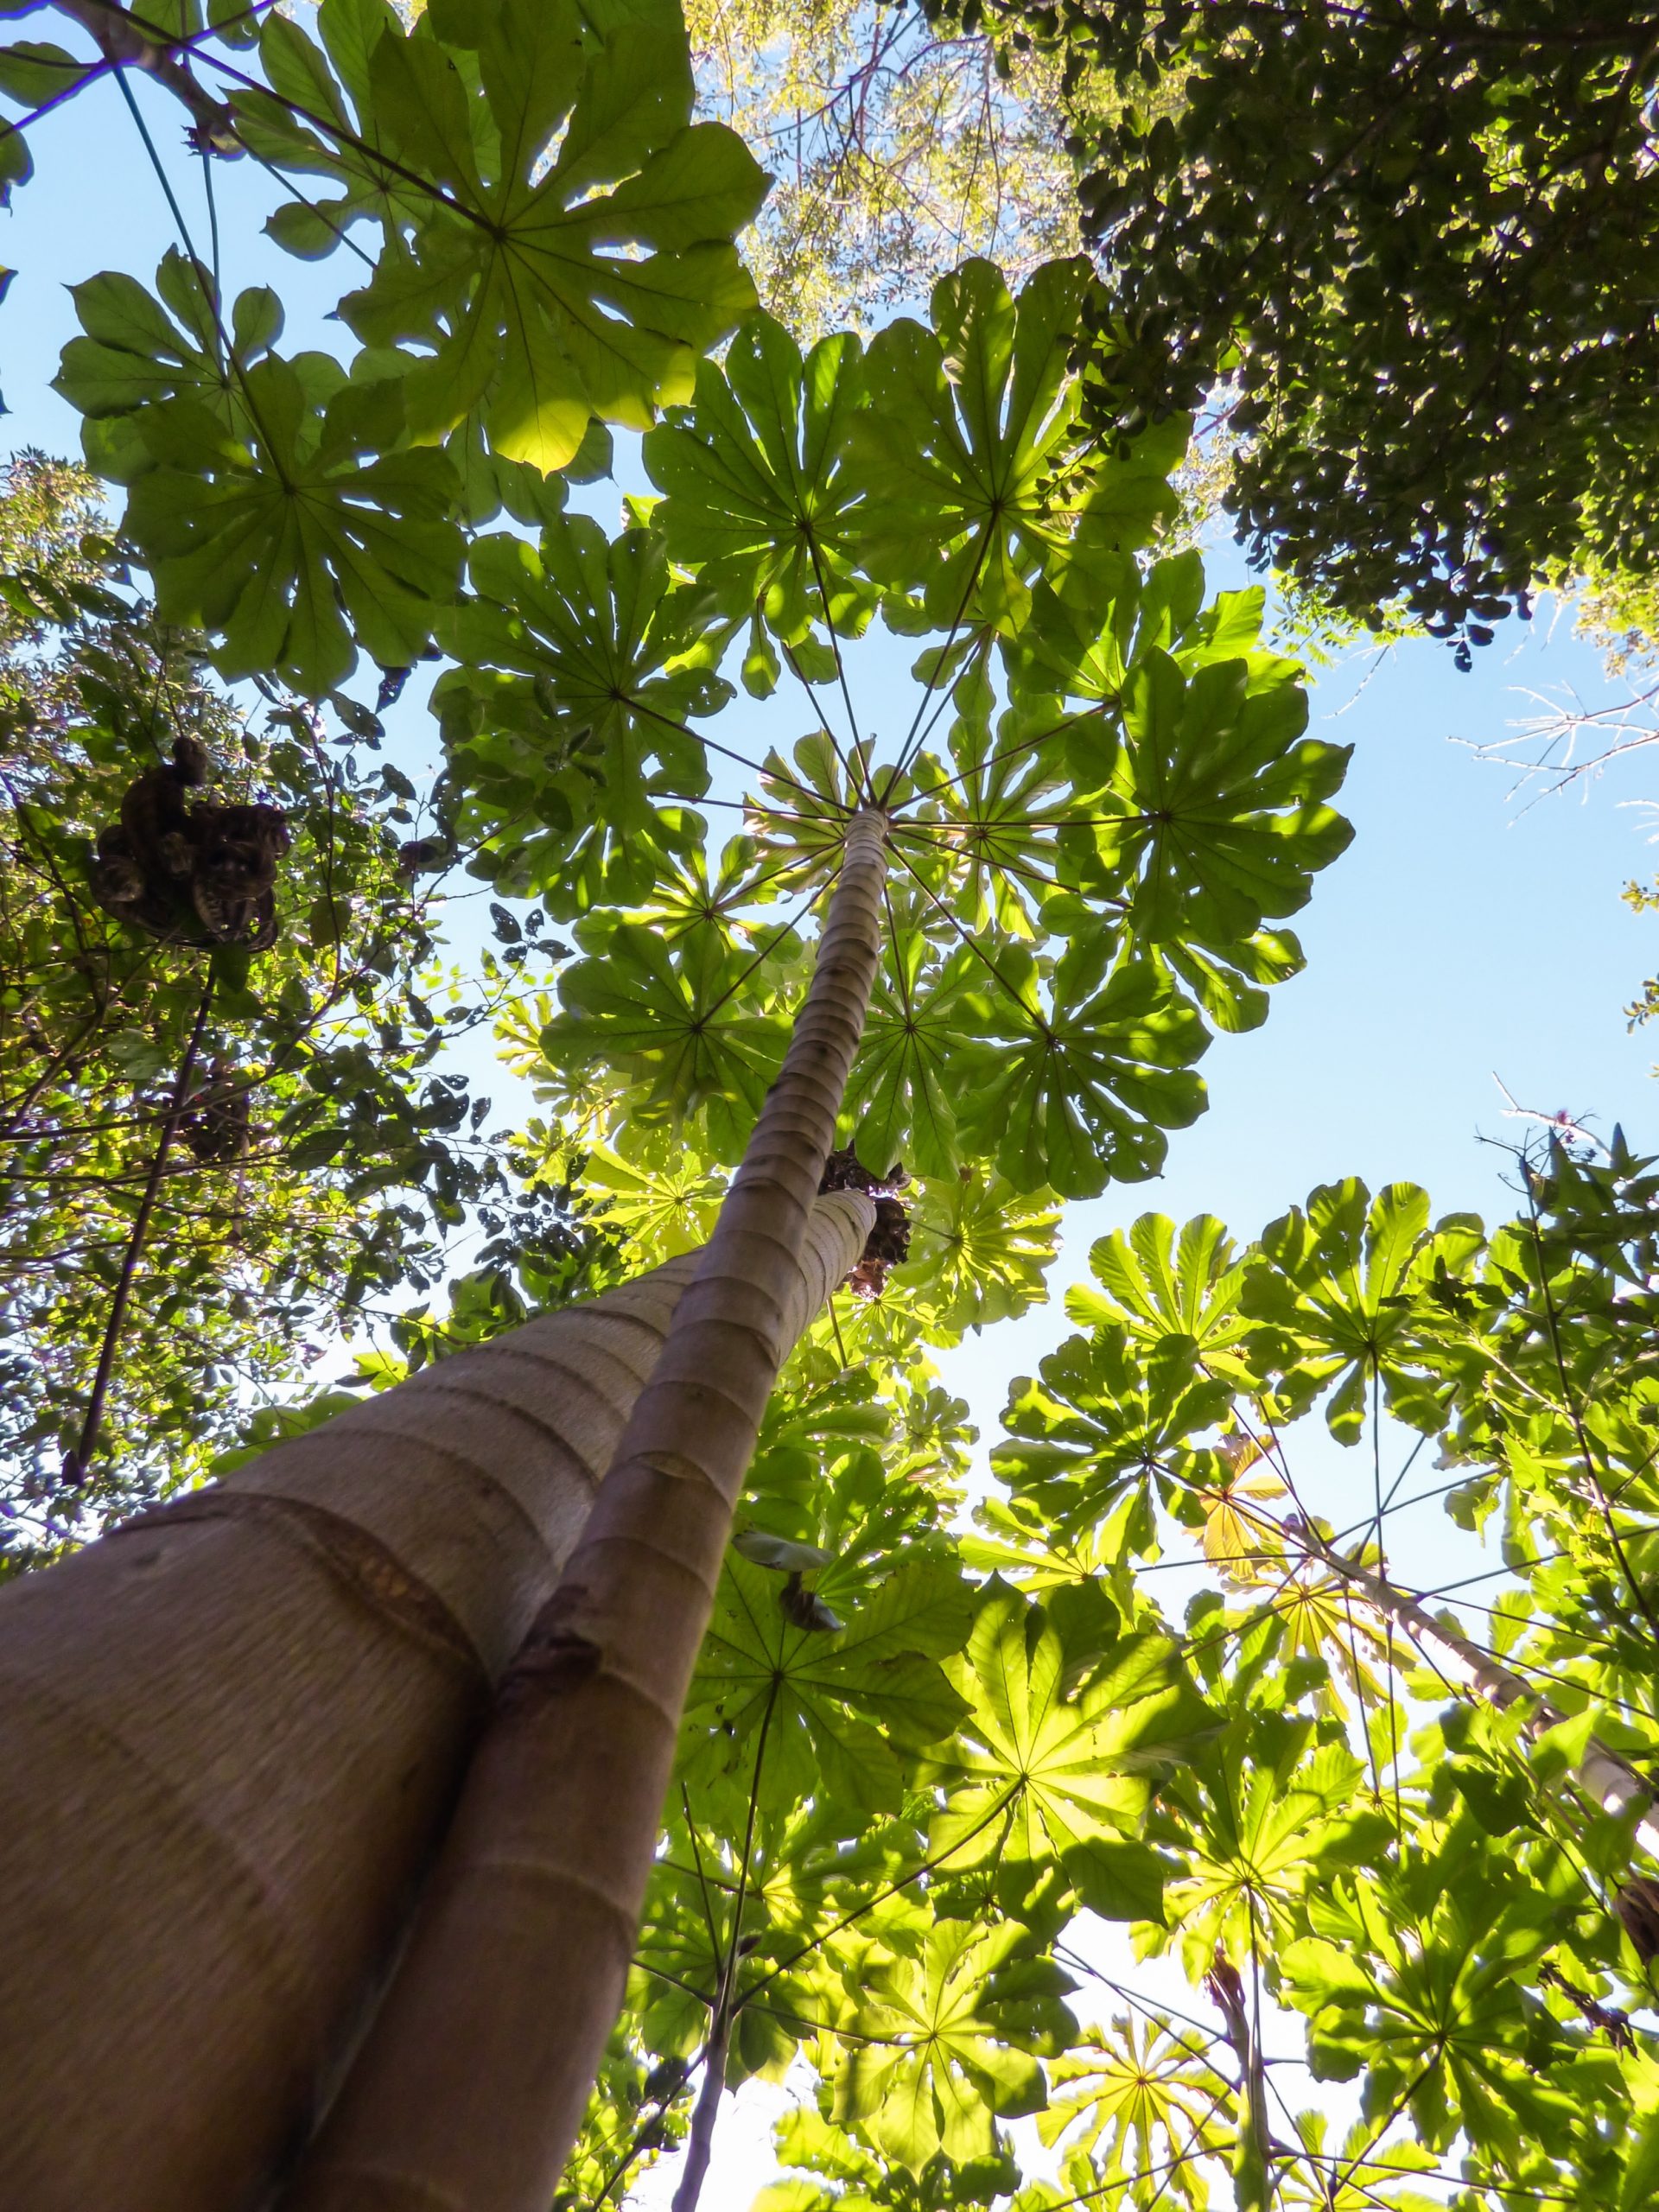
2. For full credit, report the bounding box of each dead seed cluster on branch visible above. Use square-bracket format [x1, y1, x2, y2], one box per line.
[817, 1142, 912, 1298]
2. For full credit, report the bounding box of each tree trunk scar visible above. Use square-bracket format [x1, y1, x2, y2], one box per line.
[122, 1492, 489, 1685]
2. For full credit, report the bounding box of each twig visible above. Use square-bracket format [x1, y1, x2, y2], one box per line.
[51, 0, 238, 148]
[62, 971, 214, 1489]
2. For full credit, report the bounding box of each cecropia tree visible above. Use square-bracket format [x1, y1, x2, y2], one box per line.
[270, 257, 1347, 2210]
[0, 245, 1352, 2209]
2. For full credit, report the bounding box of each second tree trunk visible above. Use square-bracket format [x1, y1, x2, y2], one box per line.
[0, 1198, 865, 2211]
[285, 807, 893, 2212]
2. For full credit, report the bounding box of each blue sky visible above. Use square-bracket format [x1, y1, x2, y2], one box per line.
[8, 64, 1658, 2200]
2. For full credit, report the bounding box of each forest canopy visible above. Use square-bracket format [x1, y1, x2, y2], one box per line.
[0, 4, 1656, 2212]
[938, 0, 1659, 652]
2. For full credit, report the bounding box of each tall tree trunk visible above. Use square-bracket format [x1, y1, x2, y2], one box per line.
[0, 1193, 869, 2212]
[1296, 1524, 1659, 1855]
[671, 1996, 734, 2212]
[283, 807, 892, 2212]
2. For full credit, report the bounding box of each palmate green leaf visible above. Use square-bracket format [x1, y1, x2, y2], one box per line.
[1007, 555, 1297, 716]
[746, 733, 868, 881]
[742, 1378, 973, 1606]
[1619, 2113, 1659, 2212]
[747, 1376, 894, 1503]
[607, 838, 781, 949]
[894, 1171, 1060, 1338]
[541, 921, 787, 1162]
[1067, 1211, 1249, 1368]
[756, 2103, 1020, 2212]
[847, 257, 1098, 628]
[54, 251, 284, 490]
[644, 311, 874, 644]
[245, 0, 768, 468]
[1005, 545, 1220, 713]
[1280, 1822, 1592, 2163]
[1058, 646, 1352, 946]
[56, 255, 233, 425]
[828, 1918, 1070, 2171]
[993, 1325, 1229, 1549]
[628, 1856, 735, 2062]
[839, 935, 977, 1179]
[581, 1132, 725, 1261]
[1003, 573, 1137, 713]
[1241, 1179, 1485, 1440]
[749, 1431, 909, 1556]
[1038, 2012, 1232, 2185]
[1061, 413, 1192, 586]
[1065, 1206, 1275, 1397]
[120, 357, 462, 696]
[437, 513, 729, 914]
[1156, 1730, 1391, 1982]
[931, 1596, 1212, 1921]
[954, 957, 1208, 1199]
[683, 1553, 972, 1820]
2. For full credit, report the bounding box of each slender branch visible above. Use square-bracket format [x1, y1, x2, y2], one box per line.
[63, 971, 213, 1488]
[879, 527, 995, 804]
[1521, 1159, 1659, 1663]
[47, 0, 240, 146]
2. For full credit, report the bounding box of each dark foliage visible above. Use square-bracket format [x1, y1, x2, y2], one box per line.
[940, 0, 1659, 648]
